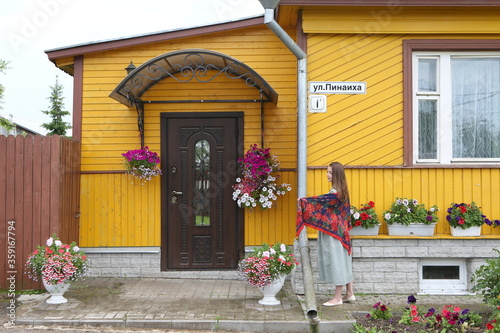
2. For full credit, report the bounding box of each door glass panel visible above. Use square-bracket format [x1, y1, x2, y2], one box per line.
[193, 139, 210, 226]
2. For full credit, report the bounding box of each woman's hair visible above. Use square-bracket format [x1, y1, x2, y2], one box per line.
[329, 162, 350, 202]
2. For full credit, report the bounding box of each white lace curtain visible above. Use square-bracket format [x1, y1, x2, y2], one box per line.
[452, 58, 500, 159]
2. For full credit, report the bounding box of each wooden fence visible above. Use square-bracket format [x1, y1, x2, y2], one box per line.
[0, 135, 80, 290]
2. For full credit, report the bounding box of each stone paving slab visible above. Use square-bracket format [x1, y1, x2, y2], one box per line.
[10, 277, 492, 333]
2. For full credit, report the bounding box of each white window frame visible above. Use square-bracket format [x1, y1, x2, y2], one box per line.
[412, 51, 500, 165]
[418, 258, 468, 295]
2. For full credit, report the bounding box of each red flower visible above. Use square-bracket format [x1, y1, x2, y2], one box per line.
[355, 220, 362, 226]
[368, 201, 375, 208]
[459, 206, 467, 213]
[360, 212, 370, 220]
[487, 323, 494, 330]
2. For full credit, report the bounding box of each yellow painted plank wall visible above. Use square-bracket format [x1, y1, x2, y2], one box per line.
[304, 6, 500, 238]
[302, 7, 500, 34]
[78, 25, 300, 247]
[79, 173, 161, 247]
[307, 168, 500, 236]
[307, 32, 405, 166]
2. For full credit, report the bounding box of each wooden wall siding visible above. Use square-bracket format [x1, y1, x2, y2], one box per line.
[302, 7, 500, 34]
[307, 33, 405, 167]
[80, 171, 296, 247]
[307, 168, 500, 236]
[76, 25, 299, 247]
[79, 174, 161, 247]
[0, 135, 80, 290]
[80, 26, 298, 172]
[244, 171, 297, 246]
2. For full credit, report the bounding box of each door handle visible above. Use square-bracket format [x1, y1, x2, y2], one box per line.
[171, 190, 183, 195]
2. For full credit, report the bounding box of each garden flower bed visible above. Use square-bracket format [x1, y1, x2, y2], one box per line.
[352, 295, 496, 333]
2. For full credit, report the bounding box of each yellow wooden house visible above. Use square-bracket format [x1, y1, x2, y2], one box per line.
[46, 0, 500, 294]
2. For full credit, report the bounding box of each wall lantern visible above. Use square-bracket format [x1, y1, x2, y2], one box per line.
[125, 61, 136, 74]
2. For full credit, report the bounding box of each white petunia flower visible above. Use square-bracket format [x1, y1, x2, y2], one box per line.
[46, 237, 53, 246]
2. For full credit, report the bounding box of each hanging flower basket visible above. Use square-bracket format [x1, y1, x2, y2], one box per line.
[232, 144, 292, 209]
[122, 146, 162, 183]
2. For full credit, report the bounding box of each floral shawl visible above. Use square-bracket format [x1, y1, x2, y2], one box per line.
[296, 192, 352, 254]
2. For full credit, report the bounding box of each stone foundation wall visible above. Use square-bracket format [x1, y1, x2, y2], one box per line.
[291, 238, 499, 295]
[83, 247, 239, 280]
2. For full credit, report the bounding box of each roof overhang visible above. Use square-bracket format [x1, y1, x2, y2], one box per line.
[109, 49, 278, 107]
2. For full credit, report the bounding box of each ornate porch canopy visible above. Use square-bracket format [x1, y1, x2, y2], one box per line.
[109, 49, 278, 106]
[109, 49, 278, 147]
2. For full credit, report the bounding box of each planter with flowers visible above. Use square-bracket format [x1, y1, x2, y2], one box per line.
[446, 202, 486, 237]
[122, 146, 161, 184]
[383, 197, 439, 236]
[350, 201, 381, 236]
[26, 234, 90, 304]
[238, 243, 299, 305]
[232, 144, 292, 210]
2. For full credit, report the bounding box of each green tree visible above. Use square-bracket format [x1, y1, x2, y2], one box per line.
[41, 76, 71, 136]
[0, 59, 14, 131]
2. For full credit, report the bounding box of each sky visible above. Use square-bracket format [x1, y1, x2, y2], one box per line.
[0, 0, 264, 134]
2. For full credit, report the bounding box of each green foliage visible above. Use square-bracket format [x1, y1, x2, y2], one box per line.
[383, 197, 439, 225]
[41, 76, 71, 136]
[0, 59, 10, 114]
[485, 307, 500, 332]
[0, 116, 14, 131]
[351, 323, 388, 333]
[446, 202, 486, 229]
[351, 201, 380, 229]
[368, 302, 393, 320]
[472, 248, 500, 308]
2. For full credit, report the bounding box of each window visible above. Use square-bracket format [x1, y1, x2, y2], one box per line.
[418, 259, 467, 295]
[412, 52, 500, 164]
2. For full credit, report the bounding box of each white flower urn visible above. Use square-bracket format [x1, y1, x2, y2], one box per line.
[43, 280, 70, 304]
[257, 275, 286, 305]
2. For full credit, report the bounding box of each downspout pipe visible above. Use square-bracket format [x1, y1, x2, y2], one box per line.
[258, 1, 319, 326]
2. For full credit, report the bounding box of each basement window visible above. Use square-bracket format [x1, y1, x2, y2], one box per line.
[418, 259, 467, 295]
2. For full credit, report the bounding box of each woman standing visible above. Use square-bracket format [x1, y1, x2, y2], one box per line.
[296, 162, 355, 307]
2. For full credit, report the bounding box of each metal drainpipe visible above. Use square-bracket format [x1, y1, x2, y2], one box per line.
[258, 1, 319, 328]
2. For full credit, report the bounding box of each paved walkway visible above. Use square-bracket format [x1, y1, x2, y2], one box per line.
[8, 277, 492, 333]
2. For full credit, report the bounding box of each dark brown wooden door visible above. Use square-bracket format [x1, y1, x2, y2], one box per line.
[160, 112, 243, 270]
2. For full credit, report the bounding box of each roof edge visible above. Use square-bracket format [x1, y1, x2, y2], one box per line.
[45, 15, 264, 61]
[279, 0, 500, 5]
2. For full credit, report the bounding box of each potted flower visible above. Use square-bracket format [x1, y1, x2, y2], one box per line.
[238, 243, 299, 305]
[350, 201, 381, 236]
[446, 202, 486, 236]
[232, 144, 292, 210]
[25, 234, 90, 304]
[383, 197, 439, 236]
[122, 146, 162, 183]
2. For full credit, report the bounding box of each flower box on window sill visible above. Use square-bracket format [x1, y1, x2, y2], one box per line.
[350, 224, 380, 236]
[387, 223, 437, 237]
[450, 226, 482, 237]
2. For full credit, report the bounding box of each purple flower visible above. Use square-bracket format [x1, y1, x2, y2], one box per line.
[426, 215, 433, 221]
[485, 219, 492, 226]
[407, 295, 417, 303]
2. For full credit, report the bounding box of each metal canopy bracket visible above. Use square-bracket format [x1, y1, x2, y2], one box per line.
[110, 49, 278, 146]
